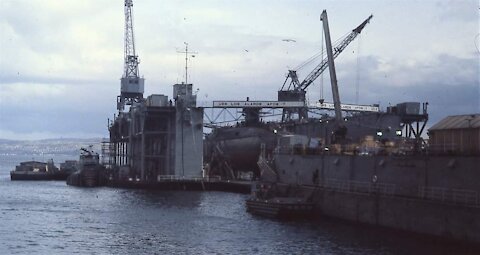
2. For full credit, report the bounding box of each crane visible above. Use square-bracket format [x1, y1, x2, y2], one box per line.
[117, 0, 145, 111]
[321, 10, 342, 125]
[279, 13, 373, 121]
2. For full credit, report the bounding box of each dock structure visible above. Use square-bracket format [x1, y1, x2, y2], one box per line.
[105, 1, 206, 184]
[108, 83, 203, 183]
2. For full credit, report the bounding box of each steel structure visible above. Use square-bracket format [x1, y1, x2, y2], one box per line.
[117, 0, 144, 111]
[202, 100, 379, 128]
[279, 13, 373, 121]
[110, 1, 203, 182]
[124, 0, 138, 78]
[321, 10, 342, 125]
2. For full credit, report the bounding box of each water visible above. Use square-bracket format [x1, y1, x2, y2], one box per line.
[0, 153, 477, 254]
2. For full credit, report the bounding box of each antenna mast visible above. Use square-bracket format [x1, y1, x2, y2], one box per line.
[177, 42, 198, 84]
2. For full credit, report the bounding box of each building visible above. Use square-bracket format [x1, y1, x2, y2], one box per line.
[428, 114, 480, 155]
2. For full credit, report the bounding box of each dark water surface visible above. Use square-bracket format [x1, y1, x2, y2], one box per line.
[1, 154, 477, 254]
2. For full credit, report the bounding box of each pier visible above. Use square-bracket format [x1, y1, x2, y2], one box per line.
[106, 176, 251, 194]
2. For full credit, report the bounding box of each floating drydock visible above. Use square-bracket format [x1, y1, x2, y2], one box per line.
[103, 81, 250, 193]
[107, 83, 204, 184]
[250, 114, 480, 244]
[104, 1, 205, 186]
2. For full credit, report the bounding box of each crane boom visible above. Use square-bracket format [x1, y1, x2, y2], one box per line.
[124, 0, 139, 78]
[301, 14, 372, 90]
[278, 13, 372, 121]
[321, 10, 342, 124]
[283, 14, 373, 91]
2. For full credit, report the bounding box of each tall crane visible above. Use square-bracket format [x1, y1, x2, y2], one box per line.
[321, 10, 342, 125]
[117, 0, 145, 111]
[279, 13, 373, 121]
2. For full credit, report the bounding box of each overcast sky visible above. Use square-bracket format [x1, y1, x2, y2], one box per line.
[0, 0, 478, 140]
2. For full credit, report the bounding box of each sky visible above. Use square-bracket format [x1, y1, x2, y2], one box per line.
[0, 0, 479, 140]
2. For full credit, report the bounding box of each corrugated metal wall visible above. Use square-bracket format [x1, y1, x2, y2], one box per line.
[429, 128, 480, 155]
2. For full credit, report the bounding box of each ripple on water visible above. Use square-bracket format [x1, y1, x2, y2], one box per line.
[0, 178, 478, 255]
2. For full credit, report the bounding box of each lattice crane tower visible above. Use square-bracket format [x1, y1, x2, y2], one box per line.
[117, 0, 144, 111]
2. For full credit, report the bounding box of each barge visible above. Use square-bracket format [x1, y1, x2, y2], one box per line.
[10, 159, 71, 181]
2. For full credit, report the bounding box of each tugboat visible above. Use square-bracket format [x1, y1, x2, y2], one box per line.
[67, 147, 106, 187]
[246, 143, 315, 219]
[246, 182, 315, 219]
[10, 159, 70, 181]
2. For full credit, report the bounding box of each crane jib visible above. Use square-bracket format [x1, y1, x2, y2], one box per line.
[290, 14, 373, 92]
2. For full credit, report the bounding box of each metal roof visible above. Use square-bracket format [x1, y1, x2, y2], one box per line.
[429, 114, 480, 131]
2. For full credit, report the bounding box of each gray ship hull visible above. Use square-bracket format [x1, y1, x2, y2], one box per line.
[10, 171, 70, 181]
[205, 126, 276, 177]
[205, 112, 405, 179]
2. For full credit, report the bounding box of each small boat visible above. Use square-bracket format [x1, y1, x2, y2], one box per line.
[67, 147, 106, 187]
[246, 182, 314, 219]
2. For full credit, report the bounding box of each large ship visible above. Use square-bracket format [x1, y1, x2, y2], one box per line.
[205, 101, 427, 179]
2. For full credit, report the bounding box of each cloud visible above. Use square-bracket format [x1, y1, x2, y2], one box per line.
[436, 0, 478, 23]
[305, 53, 480, 127]
[0, 1, 122, 81]
[0, 0, 478, 139]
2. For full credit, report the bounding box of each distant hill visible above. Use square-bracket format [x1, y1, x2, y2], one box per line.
[0, 138, 104, 155]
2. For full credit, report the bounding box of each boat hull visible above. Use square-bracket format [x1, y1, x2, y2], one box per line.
[10, 172, 70, 181]
[246, 198, 314, 219]
[205, 126, 276, 177]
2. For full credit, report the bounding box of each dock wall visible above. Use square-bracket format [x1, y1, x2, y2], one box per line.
[275, 155, 480, 202]
[307, 187, 480, 244]
[273, 154, 480, 243]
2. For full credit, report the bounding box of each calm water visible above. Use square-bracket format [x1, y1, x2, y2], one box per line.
[0, 154, 477, 254]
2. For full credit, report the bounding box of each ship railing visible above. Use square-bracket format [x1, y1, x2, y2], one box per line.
[156, 175, 221, 182]
[427, 143, 459, 154]
[322, 179, 396, 196]
[427, 144, 480, 156]
[371, 183, 397, 196]
[276, 146, 325, 155]
[419, 186, 478, 207]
